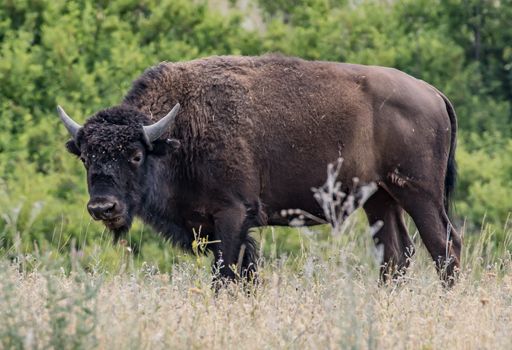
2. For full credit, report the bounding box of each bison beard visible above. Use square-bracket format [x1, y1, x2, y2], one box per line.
[58, 54, 462, 286]
[110, 218, 132, 243]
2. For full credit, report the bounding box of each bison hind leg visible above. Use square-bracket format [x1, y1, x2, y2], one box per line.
[387, 186, 461, 287]
[363, 188, 414, 283]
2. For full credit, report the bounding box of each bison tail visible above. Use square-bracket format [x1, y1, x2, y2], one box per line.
[445, 143, 457, 215]
[440, 92, 458, 216]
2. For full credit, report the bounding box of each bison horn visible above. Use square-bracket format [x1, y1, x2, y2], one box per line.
[143, 103, 180, 143]
[56, 105, 82, 139]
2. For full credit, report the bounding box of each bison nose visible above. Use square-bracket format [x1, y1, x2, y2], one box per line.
[87, 198, 119, 220]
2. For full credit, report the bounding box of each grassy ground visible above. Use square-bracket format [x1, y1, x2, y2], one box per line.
[1, 215, 511, 349]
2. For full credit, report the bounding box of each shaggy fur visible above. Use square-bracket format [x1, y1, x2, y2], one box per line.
[63, 54, 461, 283]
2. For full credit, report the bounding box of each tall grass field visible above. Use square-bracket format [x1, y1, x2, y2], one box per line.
[1, 214, 511, 349]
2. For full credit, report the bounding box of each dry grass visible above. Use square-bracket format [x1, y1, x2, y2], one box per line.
[1, 221, 512, 350]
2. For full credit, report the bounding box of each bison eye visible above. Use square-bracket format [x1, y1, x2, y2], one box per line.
[80, 156, 88, 167]
[130, 151, 143, 166]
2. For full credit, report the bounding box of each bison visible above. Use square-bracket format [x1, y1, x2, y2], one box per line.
[57, 55, 461, 284]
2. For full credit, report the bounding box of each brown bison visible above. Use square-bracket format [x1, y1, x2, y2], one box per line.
[57, 55, 461, 283]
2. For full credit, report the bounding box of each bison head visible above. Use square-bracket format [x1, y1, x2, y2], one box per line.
[57, 104, 180, 240]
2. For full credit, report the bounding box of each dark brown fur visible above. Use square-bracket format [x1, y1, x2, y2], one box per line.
[64, 54, 461, 283]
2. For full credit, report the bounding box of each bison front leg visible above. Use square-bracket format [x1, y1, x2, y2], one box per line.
[211, 202, 259, 284]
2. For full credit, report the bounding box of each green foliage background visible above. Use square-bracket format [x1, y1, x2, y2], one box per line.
[0, 0, 511, 269]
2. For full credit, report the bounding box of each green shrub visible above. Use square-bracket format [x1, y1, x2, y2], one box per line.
[0, 0, 510, 268]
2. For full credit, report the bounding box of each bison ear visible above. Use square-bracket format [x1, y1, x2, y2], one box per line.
[166, 138, 181, 150]
[149, 138, 181, 156]
[65, 139, 81, 156]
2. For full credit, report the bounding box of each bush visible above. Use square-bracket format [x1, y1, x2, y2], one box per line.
[0, 0, 510, 268]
